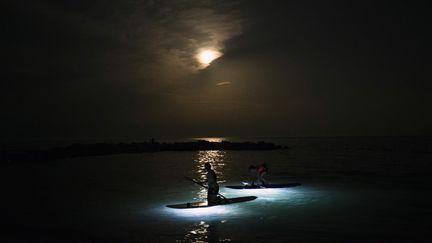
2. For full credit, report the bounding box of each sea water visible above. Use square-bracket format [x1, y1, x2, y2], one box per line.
[1, 137, 432, 242]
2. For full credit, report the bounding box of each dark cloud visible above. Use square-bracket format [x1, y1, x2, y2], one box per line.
[2, 1, 432, 139]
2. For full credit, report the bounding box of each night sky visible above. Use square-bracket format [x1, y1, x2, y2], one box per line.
[4, 1, 432, 139]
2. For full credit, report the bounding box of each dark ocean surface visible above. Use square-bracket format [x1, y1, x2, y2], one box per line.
[2, 137, 431, 242]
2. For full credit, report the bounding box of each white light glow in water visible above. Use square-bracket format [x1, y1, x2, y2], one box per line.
[149, 186, 316, 225]
[162, 204, 242, 218]
[228, 187, 303, 202]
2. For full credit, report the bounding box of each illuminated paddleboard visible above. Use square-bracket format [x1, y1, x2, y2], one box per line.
[166, 196, 257, 209]
[226, 183, 301, 189]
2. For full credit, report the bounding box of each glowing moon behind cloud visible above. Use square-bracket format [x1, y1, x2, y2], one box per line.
[197, 49, 222, 68]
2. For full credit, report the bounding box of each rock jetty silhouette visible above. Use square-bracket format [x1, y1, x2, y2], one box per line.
[1, 140, 287, 163]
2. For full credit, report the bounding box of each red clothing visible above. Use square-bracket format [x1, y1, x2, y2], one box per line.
[257, 164, 268, 174]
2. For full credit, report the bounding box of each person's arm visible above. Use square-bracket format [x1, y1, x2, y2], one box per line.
[198, 179, 207, 185]
[189, 177, 207, 185]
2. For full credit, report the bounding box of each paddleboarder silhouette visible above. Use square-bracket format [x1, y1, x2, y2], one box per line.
[249, 163, 268, 186]
[204, 162, 222, 205]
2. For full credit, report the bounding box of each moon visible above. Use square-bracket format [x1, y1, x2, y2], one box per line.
[197, 49, 222, 68]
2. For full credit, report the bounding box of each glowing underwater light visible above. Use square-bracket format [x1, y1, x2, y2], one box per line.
[163, 204, 237, 218]
[231, 187, 301, 202]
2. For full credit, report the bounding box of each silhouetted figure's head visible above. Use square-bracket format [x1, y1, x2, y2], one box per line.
[205, 162, 212, 170]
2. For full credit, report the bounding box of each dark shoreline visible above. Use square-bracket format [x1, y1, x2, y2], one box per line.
[0, 140, 286, 163]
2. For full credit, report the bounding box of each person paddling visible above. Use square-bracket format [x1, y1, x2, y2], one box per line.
[249, 163, 268, 186]
[204, 162, 222, 205]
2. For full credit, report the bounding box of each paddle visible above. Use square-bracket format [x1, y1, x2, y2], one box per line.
[184, 176, 228, 200]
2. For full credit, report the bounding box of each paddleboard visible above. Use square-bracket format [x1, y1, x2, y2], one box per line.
[166, 196, 257, 209]
[226, 183, 301, 189]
